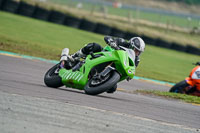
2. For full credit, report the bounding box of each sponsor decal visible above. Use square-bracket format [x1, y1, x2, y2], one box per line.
[124, 61, 127, 66]
[128, 70, 132, 74]
[62, 71, 84, 82]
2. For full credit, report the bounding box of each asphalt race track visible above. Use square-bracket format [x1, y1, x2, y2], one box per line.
[0, 54, 200, 133]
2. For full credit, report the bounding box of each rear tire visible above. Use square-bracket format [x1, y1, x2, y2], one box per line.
[44, 64, 63, 88]
[169, 80, 189, 93]
[84, 71, 120, 95]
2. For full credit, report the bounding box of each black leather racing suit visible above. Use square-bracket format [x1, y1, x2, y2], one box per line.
[81, 36, 140, 67]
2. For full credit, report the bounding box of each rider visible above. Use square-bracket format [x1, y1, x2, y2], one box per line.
[185, 62, 200, 96]
[60, 36, 145, 68]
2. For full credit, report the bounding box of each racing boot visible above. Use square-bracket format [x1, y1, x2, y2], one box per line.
[60, 48, 86, 69]
[60, 48, 70, 68]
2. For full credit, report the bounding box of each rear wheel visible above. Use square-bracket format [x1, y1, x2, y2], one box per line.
[84, 71, 120, 95]
[44, 64, 63, 88]
[169, 80, 189, 93]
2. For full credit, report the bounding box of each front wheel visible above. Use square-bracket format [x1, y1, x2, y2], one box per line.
[44, 64, 63, 88]
[169, 80, 189, 93]
[84, 71, 120, 95]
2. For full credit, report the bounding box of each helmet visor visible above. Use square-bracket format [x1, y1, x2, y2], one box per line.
[134, 48, 142, 56]
[130, 37, 145, 52]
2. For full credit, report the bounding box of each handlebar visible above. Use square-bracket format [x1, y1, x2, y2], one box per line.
[193, 62, 200, 66]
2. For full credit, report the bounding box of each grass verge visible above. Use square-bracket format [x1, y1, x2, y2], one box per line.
[135, 90, 200, 104]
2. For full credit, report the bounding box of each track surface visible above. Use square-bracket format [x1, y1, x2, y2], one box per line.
[0, 54, 200, 132]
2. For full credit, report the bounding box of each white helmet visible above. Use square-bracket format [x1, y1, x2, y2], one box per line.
[129, 37, 145, 53]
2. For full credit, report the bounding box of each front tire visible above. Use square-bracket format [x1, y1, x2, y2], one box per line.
[169, 80, 189, 93]
[44, 64, 63, 88]
[84, 71, 120, 95]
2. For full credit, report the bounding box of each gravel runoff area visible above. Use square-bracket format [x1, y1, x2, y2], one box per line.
[0, 91, 198, 133]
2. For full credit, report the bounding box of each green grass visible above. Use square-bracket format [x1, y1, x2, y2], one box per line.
[108, 7, 200, 28]
[15, 0, 200, 47]
[136, 45, 200, 82]
[45, 0, 200, 47]
[48, 0, 200, 28]
[0, 11, 199, 83]
[135, 90, 200, 104]
[0, 11, 105, 59]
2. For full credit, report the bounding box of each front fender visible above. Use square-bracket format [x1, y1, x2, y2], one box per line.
[114, 50, 135, 80]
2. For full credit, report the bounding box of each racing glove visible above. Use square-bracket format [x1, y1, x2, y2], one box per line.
[104, 36, 118, 49]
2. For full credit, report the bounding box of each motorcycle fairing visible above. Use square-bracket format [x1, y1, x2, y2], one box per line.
[185, 66, 200, 91]
[59, 46, 136, 90]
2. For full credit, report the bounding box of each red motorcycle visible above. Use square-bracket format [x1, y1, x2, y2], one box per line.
[169, 62, 200, 96]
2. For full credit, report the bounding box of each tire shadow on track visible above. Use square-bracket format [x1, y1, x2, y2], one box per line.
[53, 87, 133, 102]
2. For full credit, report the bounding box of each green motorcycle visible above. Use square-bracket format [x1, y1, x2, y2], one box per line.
[44, 45, 136, 95]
